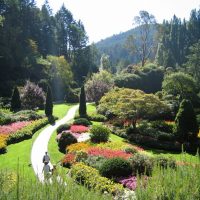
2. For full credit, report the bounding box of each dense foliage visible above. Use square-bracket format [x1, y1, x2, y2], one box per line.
[99, 157, 132, 178]
[21, 81, 45, 109]
[58, 132, 78, 153]
[0, 1, 97, 98]
[175, 99, 199, 142]
[90, 125, 110, 143]
[10, 87, 21, 111]
[98, 88, 170, 125]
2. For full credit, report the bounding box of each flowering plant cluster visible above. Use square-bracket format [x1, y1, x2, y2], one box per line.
[97, 141, 130, 150]
[117, 176, 148, 190]
[87, 147, 132, 159]
[61, 153, 76, 167]
[117, 176, 137, 190]
[0, 121, 32, 135]
[70, 125, 89, 133]
[67, 142, 91, 153]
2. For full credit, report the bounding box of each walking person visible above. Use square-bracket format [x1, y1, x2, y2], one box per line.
[43, 151, 50, 164]
[42, 161, 51, 180]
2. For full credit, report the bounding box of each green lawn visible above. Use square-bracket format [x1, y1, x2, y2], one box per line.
[0, 103, 74, 178]
[0, 126, 46, 180]
[37, 103, 75, 119]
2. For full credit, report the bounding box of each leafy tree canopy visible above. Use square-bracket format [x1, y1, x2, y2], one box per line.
[98, 88, 170, 125]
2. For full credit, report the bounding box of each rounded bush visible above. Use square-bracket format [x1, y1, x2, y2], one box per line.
[73, 118, 92, 127]
[58, 132, 77, 153]
[90, 125, 110, 143]
[99, 157, 132, 178]
[129, 153, 153, 176]
[56, 124, 71, 134]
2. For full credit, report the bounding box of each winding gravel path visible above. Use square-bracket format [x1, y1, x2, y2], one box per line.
[31, 105, 78, 182]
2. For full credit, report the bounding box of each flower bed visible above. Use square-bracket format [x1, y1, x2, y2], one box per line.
[67, 142, 91, 153]
[117, 176, 148, 190]
[87, 147, 132, 159]
[0, 118, 49, 154]
[70, 125, 89, 133]
[0, 121, 32, 135]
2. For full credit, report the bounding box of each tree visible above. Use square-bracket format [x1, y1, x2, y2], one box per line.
[85, 70, 114, 104]
[98, 88, 170, 127]
[45, 86, 53, 117]
[79, 85, 87, 117]
[126, 10, 157, 66]
[10, 86, 21, 111]
[185, 40, 200, 84]
[162, 72, 197, 101]
[21, 81, 45, 109]
[175, 99, 199, 142]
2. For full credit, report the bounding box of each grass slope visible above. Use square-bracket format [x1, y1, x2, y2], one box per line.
[0, 104, 73, 178]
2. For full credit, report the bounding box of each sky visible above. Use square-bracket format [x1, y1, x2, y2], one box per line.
[36, 0, 200, 43]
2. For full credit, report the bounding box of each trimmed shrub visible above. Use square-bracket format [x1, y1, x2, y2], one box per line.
[90, 125, 110, 143]
[99, 157, 132, 179]
[73, 118, 92, 126]
[45, 86, 53, 117]
[129, 153, 153, 176]
[87, 114, 107, 122]
[155, 156, 177, 169]
[58, 132, 77, 153]
[175, 99, 199, 142]
[56, 124, 71, 134]
[71, 162, 124, 194]
[10, 87, 21, 111]
[79, 85, 87, 117]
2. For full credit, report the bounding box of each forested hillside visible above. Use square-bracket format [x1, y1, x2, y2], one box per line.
[0, 0, 98, 99]
[96, 25, 157, 71]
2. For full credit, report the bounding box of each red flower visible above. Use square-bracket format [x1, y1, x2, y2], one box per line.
[70, 125, 89, 133]
[61, 153, 76, 167]
[87, 147, 132, 159]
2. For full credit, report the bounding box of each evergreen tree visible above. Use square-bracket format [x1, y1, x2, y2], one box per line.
[175, 99, 199, 142]
[79, 85, 87, 117]
[11, 86, 21, 111]
[45, 86, 53, 117]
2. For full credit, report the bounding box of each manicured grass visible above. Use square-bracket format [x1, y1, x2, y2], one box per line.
[87, 103, 97, 115]
[48, 130, 64, 165]
[37, 103, 75, 119]
[0, 126, 46, 180]
[146, 148, 200, 164]
[0, 103, 74, 179]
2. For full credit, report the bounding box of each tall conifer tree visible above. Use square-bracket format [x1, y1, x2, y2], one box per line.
[79, 85, 87, 117]
[45, 86, 53, 117]
[11, 87, 21, 111]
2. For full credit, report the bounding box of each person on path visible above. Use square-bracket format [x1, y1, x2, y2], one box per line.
[43, 151, 50, 164]
[42, 161, 51, 180]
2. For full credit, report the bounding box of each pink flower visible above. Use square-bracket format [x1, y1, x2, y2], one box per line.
[0, 121, 32, 135]
[70, 125, 89, 133]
